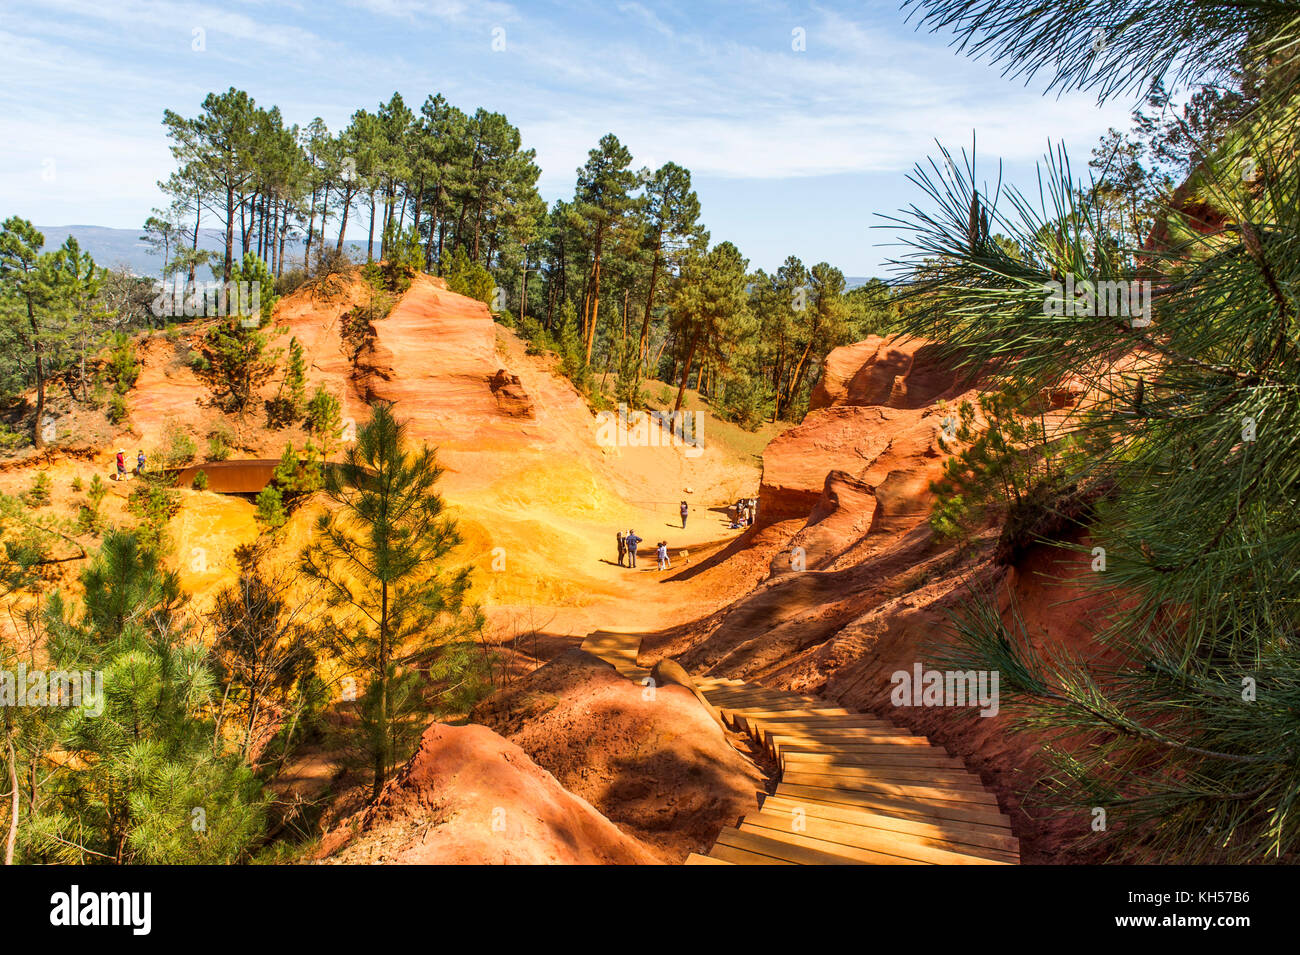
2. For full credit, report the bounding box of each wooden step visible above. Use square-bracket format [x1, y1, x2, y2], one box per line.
[754, 722, 925, 748]
[731, 822, 931, 865]
[706, 691, 821, 709]
[684, 852, 733, 865]
[724, 706, 855, 720]
[707, 841, 796, 865]
[741, 811, 1010, 865]
[776, 782, 1012, 828]
[780, 771, 1001, 808]
[766, 733, 945, 756]
[760, 794, 1019, 860]
[714, 827, 870, 865]
[779, 748, 965, 770]
[775, 761, 991, 791]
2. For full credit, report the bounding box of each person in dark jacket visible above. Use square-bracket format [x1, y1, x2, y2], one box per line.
[680, 500, 689, 528]
[624, 530, 642, 568]
[616, 530, 627, 567]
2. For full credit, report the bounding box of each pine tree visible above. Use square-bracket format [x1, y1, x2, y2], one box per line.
[897, 0, 1300, 862]
[669, 241, 752, 412]
[299, 403, 483, 798]
[0, 218, 54, 447]
[574, 134, 637, 362]
[36, 530, 265, 863]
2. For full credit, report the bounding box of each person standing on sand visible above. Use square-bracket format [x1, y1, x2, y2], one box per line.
[617, 530, 627, 567]
[625, 529, 642, 568]
[657, 541, 670, 570]
[135, 449, 146, 476]
[680, 500, 689, 528]
[115, 449, 126, 480]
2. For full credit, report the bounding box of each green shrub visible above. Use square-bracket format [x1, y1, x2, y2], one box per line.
[160, 421, 197, 468]
[21, 472, 52, 508]
[444, 245, 494, 306]
[192, 469, 209, 491]
[0, 423, 28, 452]
[267, 337, 309, 429]
[87, 473, 107, 511]
[106, 332, 140, 392]
[255, 485, 286, 529]
[107, 392, 129, 424]
[207, 425, 233, 462]
[127, 476, 181, 550]
[305, 386, 342, 439]
[74, 504, 99, 536]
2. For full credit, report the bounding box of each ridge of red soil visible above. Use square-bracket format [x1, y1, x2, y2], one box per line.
[317, 720, 659, 865]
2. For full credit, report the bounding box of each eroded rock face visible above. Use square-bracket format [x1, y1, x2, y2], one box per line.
[773, 470, 881, 574]
[472, 648, 767, 862]
[318, 721, 658, 865]
[356, 275, 505, 443]
[758, 404, 945, 529]
[759, 336, 978, 537]
[489, 368, 534, 418]
[810, 335, 965, 411]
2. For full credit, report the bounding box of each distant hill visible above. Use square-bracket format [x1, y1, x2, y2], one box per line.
[36, 224, 370, 278]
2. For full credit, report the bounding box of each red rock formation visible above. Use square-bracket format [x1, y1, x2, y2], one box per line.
[810, 335, 966, 411]
[473, 649, 768, 862]
[774, 470, 881, 574]
[318, 721, 658, 865]
[489, 368, 534, 418]
[757, 403, 951, 532]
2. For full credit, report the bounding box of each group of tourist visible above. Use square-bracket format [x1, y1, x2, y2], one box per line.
[614, 496, 759, 572]
[616, 530, 675, 571]
[616, 529, 641, 568]
[114, 448, 146, 480]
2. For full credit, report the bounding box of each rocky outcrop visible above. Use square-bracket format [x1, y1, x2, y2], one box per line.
[489, 368, 534, 418]
[772, 470, 881, 574]
[810, 335, 967, 411]
[472, 648, 767, 862]
[759, 336, 982, 540]
[318, 721, 658, 865]
[757, 403, 947, 529]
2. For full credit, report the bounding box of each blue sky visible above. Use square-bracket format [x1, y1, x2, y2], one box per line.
[0, 0, 1137, 275]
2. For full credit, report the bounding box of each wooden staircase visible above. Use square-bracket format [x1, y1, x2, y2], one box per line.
[580, 630, 1019, 865]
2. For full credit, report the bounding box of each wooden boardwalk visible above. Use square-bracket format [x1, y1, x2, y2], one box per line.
[580, 630, 1019, 865]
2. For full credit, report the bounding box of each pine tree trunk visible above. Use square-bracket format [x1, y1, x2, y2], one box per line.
[374, 581, 390, 800]
[278, 201, 289, 277]
[28, 297, 45, 449]
[638, 237, 661, 379]
[674, 328, 700, 413]
[336, 194, 351, 253]
[787, 338, 815, 411]
[584, 231, 605, 362]
[367, 194, 377, 263]
[224, 183, 236, 281]
[304, 187, 317, 270]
